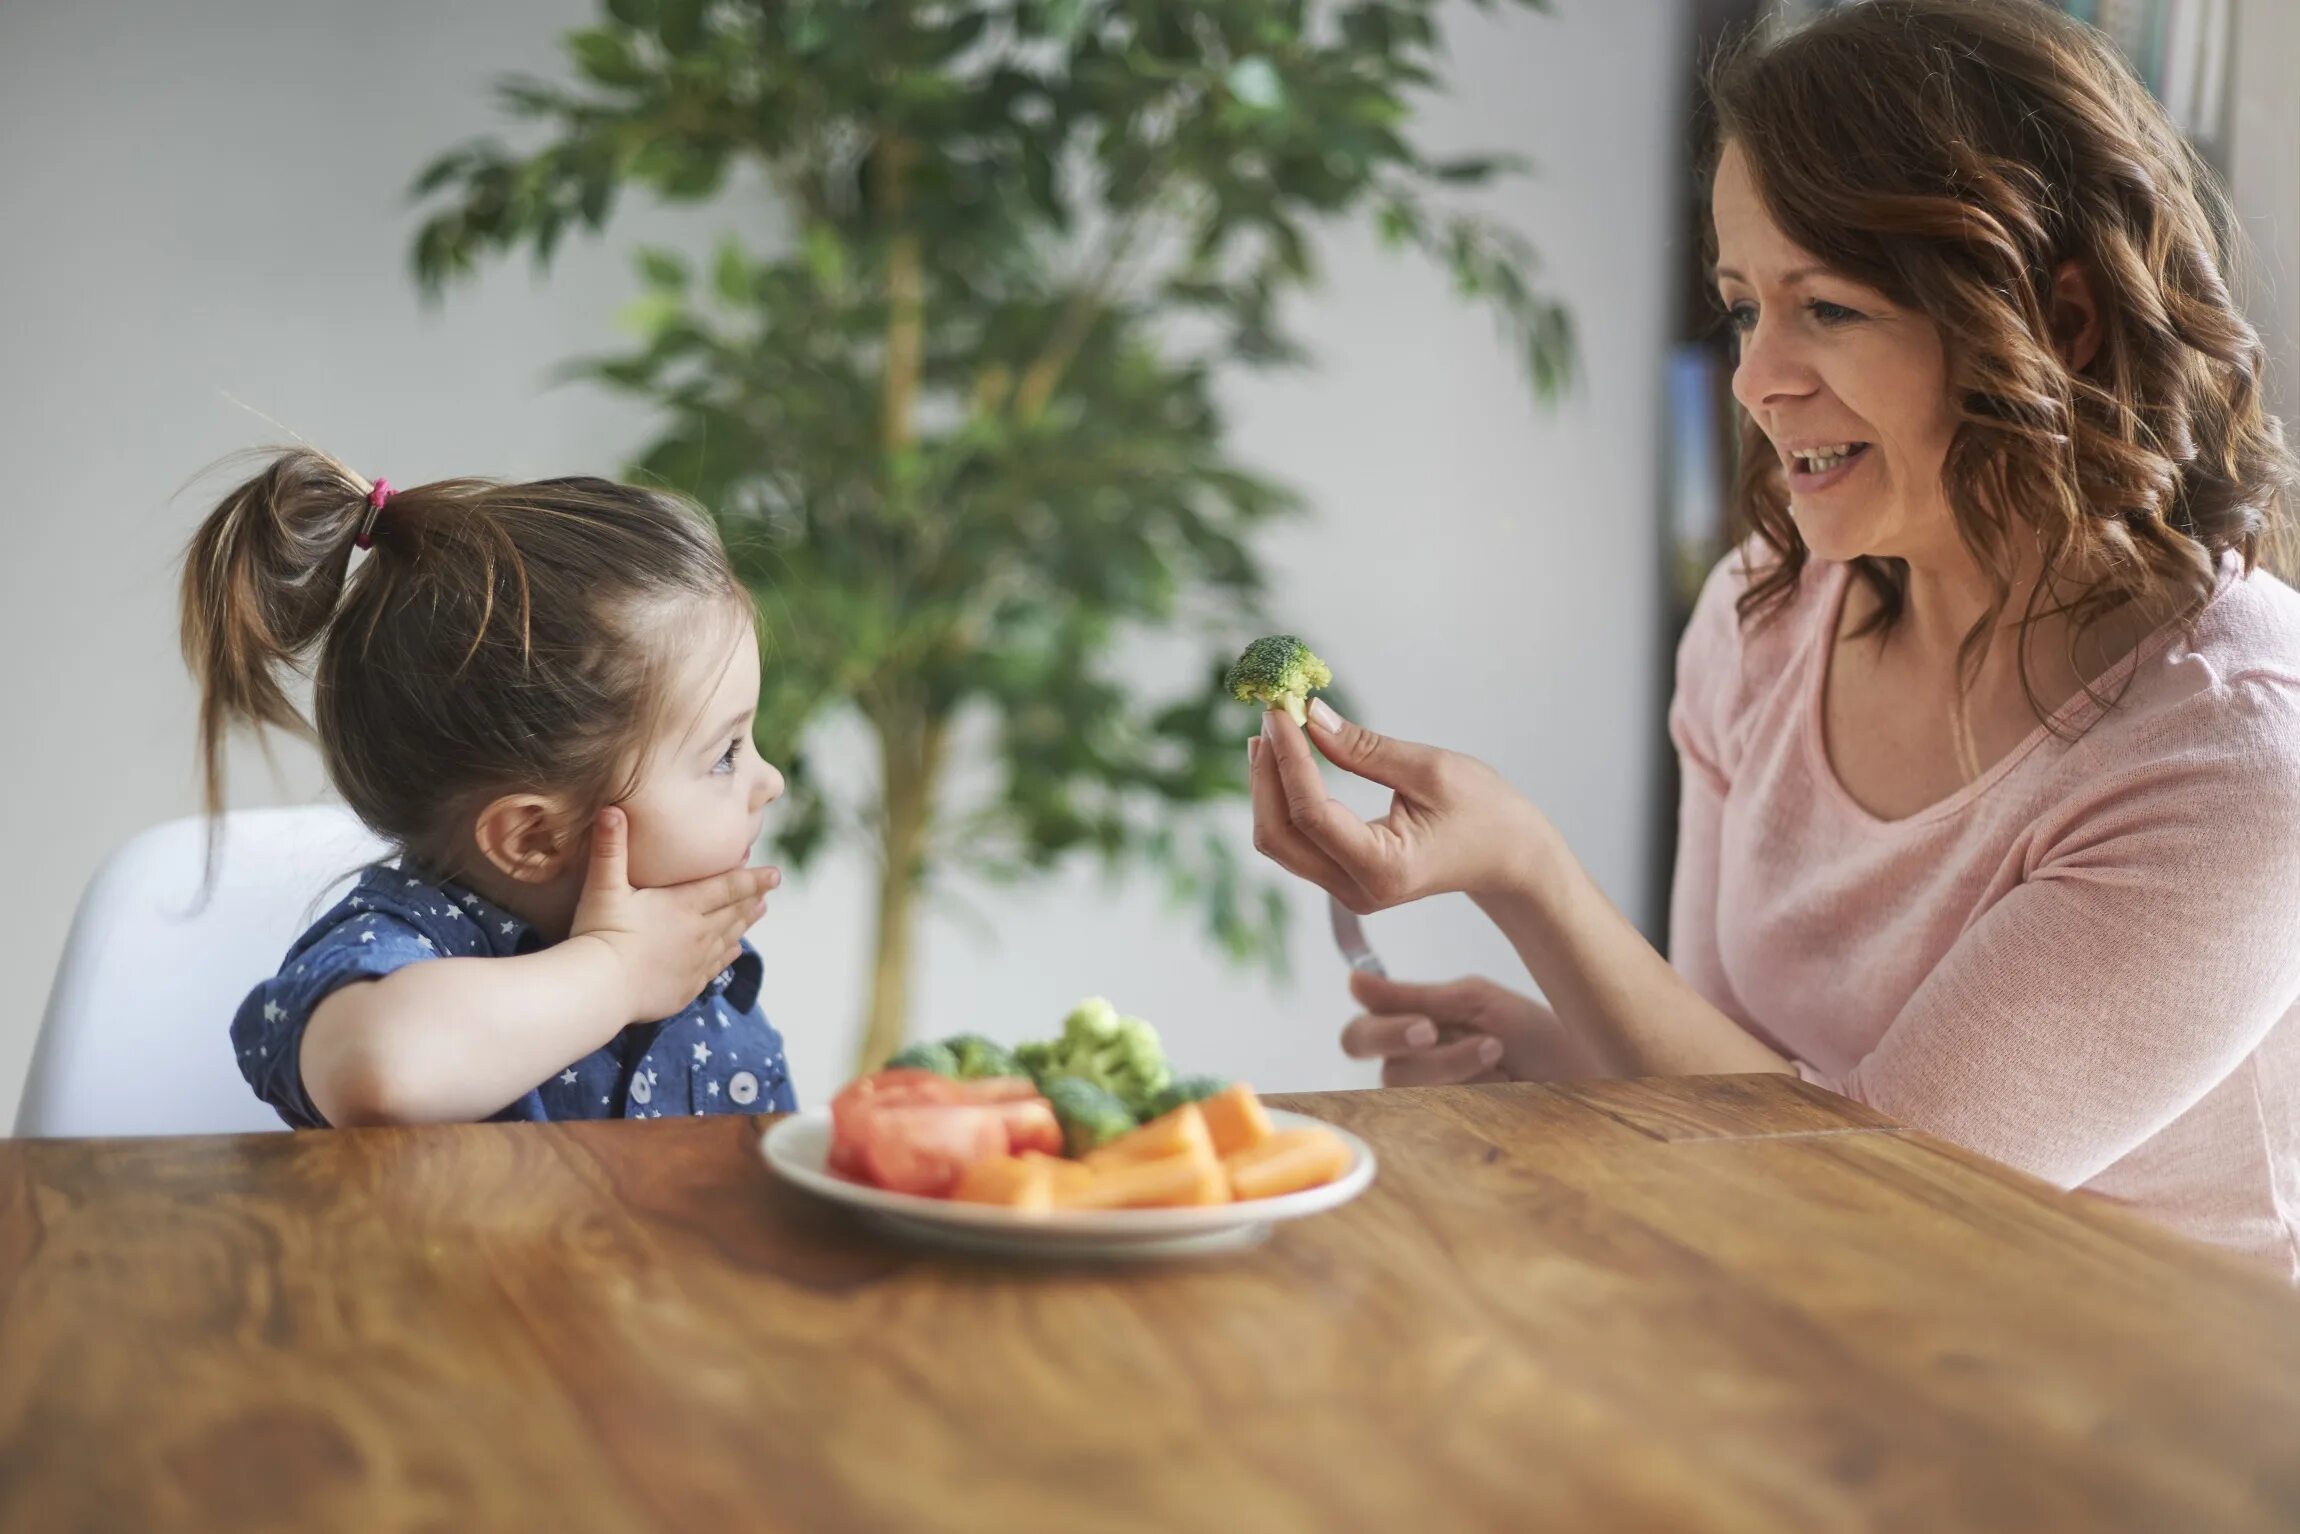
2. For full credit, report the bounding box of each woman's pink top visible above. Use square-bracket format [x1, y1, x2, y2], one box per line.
[1669, 549, 2300, 1277]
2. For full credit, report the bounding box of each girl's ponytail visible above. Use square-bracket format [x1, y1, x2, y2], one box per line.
[178, 449, 373, 819]
[177, 447, 745, 879]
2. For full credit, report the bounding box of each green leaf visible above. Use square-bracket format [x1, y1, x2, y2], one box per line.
[578, 168, 614, 228]
[1430, 153, 1527, 184]
[1021, 140, 1064, 227]
[658, 0, 707, 54]
[636, 247, 689, 290]
[616, 287, 685, 338]
[802, 224, 846, 292]
[566, 28, 645, 88]
[712, 238, 751, 305]
[1042, 0, 1091, 44]
[605, 0, 657, 27]
[929, 10, 991, 62]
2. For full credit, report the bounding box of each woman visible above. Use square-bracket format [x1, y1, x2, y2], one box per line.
[1248, 0, 2300, 1276]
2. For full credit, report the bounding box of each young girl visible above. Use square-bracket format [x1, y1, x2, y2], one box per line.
[181, 449, 794, 1126]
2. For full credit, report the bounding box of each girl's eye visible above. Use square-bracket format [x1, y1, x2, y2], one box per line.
[714, 738, 741, 774]
[1808, 299, 1863, 326]
[1723, 300, 1757, 335]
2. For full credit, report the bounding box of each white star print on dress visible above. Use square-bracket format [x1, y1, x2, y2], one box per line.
[561, 1069, 579, 1085]
[693, 1041, 711, 1065]
[415, 935, 436, 952]
[500, 920, 517, 936]
[707, 1079, 720, 1096]
[263, 1000, 284, 1024]
[359, 930, 377, 944]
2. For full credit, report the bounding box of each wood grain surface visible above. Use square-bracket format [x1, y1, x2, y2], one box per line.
[2, 1076, 2294, 1533]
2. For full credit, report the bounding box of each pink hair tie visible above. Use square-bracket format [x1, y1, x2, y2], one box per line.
[354, 478, 392, 550]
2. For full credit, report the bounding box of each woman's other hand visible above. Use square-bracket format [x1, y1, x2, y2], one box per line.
[1341, 970, 1617, 1085]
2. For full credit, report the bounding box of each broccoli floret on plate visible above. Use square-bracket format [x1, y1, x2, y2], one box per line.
[1147, 1075, 1231, 1120]
[1040, 1076, 1139, 1156]
[1018, 997, 1171, 1115]
[943, 1034, 1023, 1081]
[884, 1040, 961, 1076]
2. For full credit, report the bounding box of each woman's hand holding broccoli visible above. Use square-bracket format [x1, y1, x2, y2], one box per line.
[1248, 700, 1551, 915]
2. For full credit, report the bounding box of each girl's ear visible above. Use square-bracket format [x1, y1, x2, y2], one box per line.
[472, 793, 581, 885]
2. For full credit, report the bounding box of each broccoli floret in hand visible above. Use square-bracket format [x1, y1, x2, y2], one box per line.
[1040, 1076, 1140, 1155]
[1226, 634, 1333, 725]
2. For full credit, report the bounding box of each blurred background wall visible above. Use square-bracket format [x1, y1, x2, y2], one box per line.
[0, 0, 2287, 1119]
[0, 0, 1680, 1113]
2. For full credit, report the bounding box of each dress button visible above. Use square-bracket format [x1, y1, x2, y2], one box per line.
[728, 1071, 759, 1106]
[630, 1073, 653, 1106]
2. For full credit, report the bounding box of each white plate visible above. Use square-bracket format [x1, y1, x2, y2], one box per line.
[760, 1107, 1378, 1260]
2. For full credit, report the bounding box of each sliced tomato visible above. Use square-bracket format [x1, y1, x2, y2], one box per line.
[994, 1098, 1064, 1157]
[942, 1075, 1044, 1105]
[831, 1070, 962, 1172]
[829, 1069, 1059, 1194]
[851, 1104, 1010, 1196]
[827, 1134, 866, 1178]
[834, 1068, 962, 1108]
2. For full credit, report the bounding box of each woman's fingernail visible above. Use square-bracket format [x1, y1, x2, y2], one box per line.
[1477, 1038, 1505, 1066]
[1262, 709, 1281, 741]
[1308, 698, 1342, 733]
[1405, 1020, 1438, 1049]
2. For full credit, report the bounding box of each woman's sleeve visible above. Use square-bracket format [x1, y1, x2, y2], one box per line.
[1666, 555, 1751, 1020]
[1796, 679, 2300, 1187]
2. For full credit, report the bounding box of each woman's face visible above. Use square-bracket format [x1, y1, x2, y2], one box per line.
[1712, 140, 1961, 567]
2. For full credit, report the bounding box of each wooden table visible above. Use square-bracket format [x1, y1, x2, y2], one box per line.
[3, 1077, 2296, 1533]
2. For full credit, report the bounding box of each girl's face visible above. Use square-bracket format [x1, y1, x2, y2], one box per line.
[1711, 140, 1962, 567]
[617, 604, 784, 890]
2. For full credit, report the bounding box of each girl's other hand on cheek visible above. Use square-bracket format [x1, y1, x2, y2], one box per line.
[569, 807, 779, 1023]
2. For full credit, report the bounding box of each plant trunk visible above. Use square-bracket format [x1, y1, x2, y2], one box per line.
[855, 705, 946, 1074]
[856, 130, 938, 1074]
[878, 136, 922, 457]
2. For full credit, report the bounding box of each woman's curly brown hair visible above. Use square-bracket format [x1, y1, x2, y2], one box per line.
[1709, 0, 2296, 718]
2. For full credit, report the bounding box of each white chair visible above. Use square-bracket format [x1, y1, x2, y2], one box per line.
[15, 805, 389, 1139]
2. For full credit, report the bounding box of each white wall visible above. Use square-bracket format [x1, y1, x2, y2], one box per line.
[0, 0, 1681, 1121]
